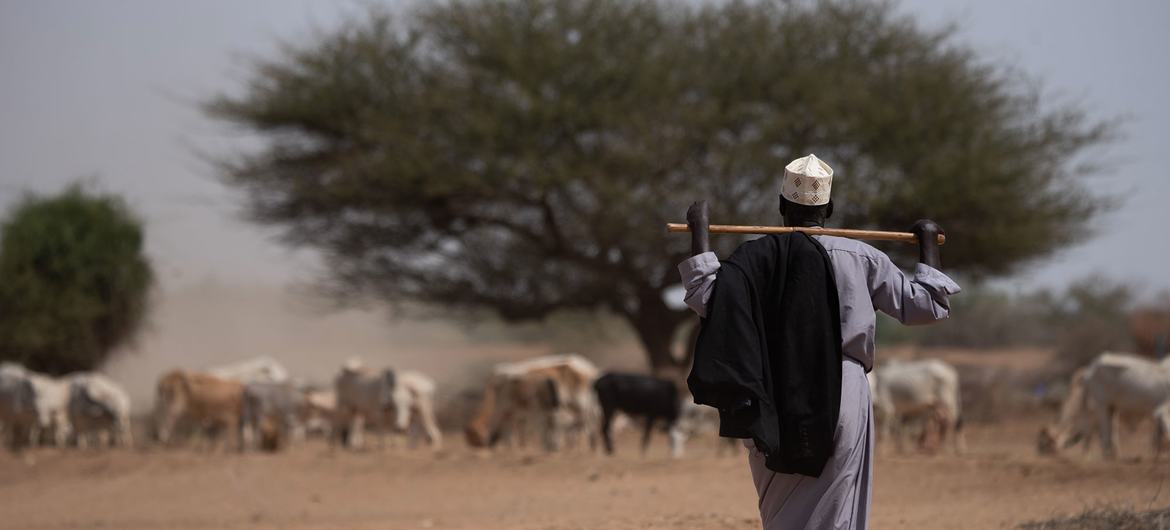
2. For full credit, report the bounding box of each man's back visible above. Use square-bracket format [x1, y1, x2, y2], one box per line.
[681, 235, 959, 371]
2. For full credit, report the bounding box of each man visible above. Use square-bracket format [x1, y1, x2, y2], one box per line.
[679, 153, 959, 529]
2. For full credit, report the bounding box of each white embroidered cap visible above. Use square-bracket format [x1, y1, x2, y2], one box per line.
[781, 153, 834, 206]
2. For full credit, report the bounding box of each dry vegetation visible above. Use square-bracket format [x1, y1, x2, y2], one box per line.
[1020, 507, 1170, 530]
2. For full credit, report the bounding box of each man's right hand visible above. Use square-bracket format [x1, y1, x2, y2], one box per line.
[688, 201, 711, 256]
[687, 201, 709, 230]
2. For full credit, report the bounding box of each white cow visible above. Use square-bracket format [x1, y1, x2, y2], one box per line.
[0, 363, 71, 447]
[207, 357, 289, 385]
[1039, 352, 1170, 459]
[333, 359, 442, 450]
[872, 358, 964, 453]
[26, 371, 72, 447]
[67, 373, 133, 448]
[0, 363, 38, 449]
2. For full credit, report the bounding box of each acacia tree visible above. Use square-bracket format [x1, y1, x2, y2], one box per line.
[0, 185, 153, 375]
[208, 0, 1109, 370]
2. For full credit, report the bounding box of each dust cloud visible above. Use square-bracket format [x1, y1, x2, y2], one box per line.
[101, 279, 648, 407]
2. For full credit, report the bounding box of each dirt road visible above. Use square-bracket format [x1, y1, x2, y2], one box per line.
[2, 419, 1168, 530]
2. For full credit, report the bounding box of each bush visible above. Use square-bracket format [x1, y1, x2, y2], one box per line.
[0, 185, 153, 374]
[878, 276, 1136, 370]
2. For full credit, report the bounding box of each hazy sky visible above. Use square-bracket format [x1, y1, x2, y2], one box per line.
[1, 0, 1168, 294]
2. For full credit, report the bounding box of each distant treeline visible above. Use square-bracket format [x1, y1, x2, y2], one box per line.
[877, 276, 1170, 368]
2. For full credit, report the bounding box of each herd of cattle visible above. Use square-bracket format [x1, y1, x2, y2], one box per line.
[0, 351, 1165, 460]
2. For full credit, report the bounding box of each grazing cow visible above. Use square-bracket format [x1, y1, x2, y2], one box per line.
[0, 363, 37, 450]
[1038, 352, 1170, 459]
[241, 381, 307, 451]
[207, 357, 289, 385]
[594, 372, 690, 457]
[465, 354, 599, 451]
[872, 358, 964, 453]
[154, 370, 245, 450]
[67, 373, 133, 448]
[333, 360, 442, 450]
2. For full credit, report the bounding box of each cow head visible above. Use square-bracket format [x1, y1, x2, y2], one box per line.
[464, 424, 490, 448]
[153, 370, 189, 444]
[1036, 425, 1084, 455]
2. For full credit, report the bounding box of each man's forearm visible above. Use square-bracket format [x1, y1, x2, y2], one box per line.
[919, 244, 941, 269]
[691, 228, 710, 256]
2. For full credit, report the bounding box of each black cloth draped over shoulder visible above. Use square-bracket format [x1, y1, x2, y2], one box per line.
[687, 232, 843, 477]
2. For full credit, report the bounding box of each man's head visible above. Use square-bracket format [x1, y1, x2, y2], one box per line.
[778, 154, 834, 227]
[779, 197, 834, 227]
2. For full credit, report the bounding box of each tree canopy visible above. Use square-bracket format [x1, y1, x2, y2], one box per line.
[0, 185, 154, 375]
[207, 0, 1111, 370]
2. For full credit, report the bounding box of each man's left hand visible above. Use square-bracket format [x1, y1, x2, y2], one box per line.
[910, 219, 943, 268]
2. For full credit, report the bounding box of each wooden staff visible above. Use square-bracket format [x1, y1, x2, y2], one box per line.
[665, 223, 946, 245]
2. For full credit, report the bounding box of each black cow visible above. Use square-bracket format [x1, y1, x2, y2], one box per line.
[593, 372, 685, 456]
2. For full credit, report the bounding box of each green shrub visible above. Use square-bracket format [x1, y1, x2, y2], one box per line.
[0, 185, 153, 374]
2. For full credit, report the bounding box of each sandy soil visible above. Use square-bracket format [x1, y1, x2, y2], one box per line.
[2, 418, 1169, 530]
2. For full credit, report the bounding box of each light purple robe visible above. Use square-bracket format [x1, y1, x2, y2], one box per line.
[678, 235, 960, 529]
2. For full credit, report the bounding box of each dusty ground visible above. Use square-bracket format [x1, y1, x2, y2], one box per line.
[3, 418, 1170, 530]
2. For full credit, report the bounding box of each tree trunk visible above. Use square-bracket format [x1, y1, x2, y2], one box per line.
[634, 319, 682, 374]
[628, 290, 691, 375]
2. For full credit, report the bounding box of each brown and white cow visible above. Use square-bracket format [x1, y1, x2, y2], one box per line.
[465, 354, 599, 452]
[153, 370, 244, 450]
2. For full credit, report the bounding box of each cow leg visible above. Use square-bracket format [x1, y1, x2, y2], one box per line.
[541, 409, 558, 452]
[240, 415, 255, 452]
[377, 411, 390, 450]
[561, 405, 581, 451]
[892, 417, 906, 454]
[350, 413, 365, 450]
[640, 417, 655, 456]
[1155, 405, 1170, 460]
[51, 412, 69, 448]
[1154, 419, 1164, 462]
[953, 417, 967, 455]
[331, 409, 349, 449]
[599, 409, 617, 453]
[579, 396, 600, 452]
[600, 407, 616, 455]
[394, 397, 410, 434]
[287, 413, 304, 445]
[667, 422, 686, 459]
[155, 408, 181, 448]
[487, 406, 516, 450]
[1098, 407, 1117, 460]
[231, 415, 244, 453]
[198, 422, 216, 453]
[415, 399, 443, 451]
[500, 410, 517, 449]
[6, 422, 26, 451]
